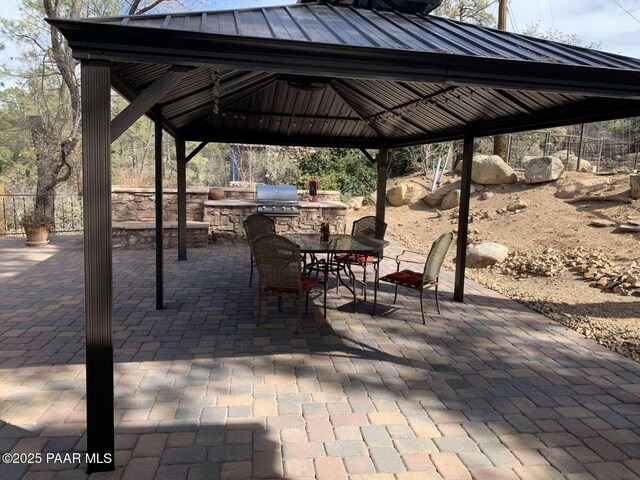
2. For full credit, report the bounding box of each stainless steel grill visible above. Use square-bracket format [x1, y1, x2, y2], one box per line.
[256, 185, 300, 216]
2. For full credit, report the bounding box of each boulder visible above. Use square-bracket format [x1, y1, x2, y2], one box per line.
[507, 199, 528, 212]
[466, 242, 509, 268]
[423, 181, 475, 207]
[386, 181, 429, 206]
[552, 150, 571, 160]
[555, 177, 611, 199]
[345, 196, 364, 210]
[524, 156, 565, 184]
[471, 155, 518, 185]
[566, 155, 592, 172]
[440, 190, 461, 210]
[480, 191, 495, 201]
[387, 184, 407, 207]
[521, 156, 537, 169]
[456, 154, 492, 174]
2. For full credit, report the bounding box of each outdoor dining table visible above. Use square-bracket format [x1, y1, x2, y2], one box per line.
[283, 233, 389, 318]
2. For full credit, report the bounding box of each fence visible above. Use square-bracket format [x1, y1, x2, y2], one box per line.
[0, 194, 83, 237]
[505, 129, 639, 172]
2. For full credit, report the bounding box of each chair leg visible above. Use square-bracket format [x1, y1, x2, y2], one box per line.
[435, 282, 441, 315]
[393, 284, 399, 304]
[249, 251, 254, 287]
[295, 294, 303, 334]
[305, 290, 310, 314]
[362, 263, 368, 301]
[420, 288, 426, 325]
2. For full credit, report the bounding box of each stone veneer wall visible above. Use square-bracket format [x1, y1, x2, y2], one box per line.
[112, 187, 208, 222]
[112, 223, 209, 250]
[203, 201, 347, 242]
[112, 187, 347, 246]
[112, 186, 341, 221]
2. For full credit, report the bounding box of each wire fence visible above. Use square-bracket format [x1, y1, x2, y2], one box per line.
[505, 130, 640, 172]
[388, 129, 639, 179]
[0, 194, 83, 237]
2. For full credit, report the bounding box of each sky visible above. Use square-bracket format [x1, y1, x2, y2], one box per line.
[1, 0, 640, 64]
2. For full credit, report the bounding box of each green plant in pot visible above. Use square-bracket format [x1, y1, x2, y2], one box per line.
[21, 211, 54, 247]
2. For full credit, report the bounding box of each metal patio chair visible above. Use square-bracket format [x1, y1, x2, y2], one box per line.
[243, 213, 276, 287]
[252, 234, 319, 333]
[335, 215, 387, 301]
[374, 232, 453, 324]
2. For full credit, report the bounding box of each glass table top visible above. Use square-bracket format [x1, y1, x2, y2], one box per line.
[283, 233, 388, 254]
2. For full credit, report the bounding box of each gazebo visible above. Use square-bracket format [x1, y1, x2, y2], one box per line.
[47, 0, 640, 472]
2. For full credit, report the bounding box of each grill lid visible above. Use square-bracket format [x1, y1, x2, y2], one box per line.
[256, 184, 298, 203]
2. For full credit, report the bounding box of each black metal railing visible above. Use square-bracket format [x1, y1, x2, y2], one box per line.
[0, 194, 83, 237]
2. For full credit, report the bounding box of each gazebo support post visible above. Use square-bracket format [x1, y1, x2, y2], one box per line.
[154, 107, 164, 309]
[454, 131, 474, 302]
[376, 146, 390, 222]
[81, 59, 115, 473]
[176, 138, 187, 261]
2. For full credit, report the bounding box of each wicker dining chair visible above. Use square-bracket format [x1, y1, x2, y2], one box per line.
[252, 235, 318, 333]
[374, 232, 453, 324]
[335, 215, 387, 301]
[243, 213, 276, 286]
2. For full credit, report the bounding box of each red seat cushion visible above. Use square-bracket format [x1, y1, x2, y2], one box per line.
[268, 276, 319, 293]
[380, 269, 431, 288]
[335, 254, 378, 264]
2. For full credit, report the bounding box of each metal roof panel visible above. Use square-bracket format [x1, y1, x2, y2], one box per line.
[85, 3, 640, 69]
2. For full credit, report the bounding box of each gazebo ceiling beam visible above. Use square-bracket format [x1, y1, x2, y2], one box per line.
[185, 141, 208, 163]
[331, 80, 432, 136]
[215, 111, 363, 122]
[165, 75, 280, 123]
[359, 148, 376, 165]
[111, 65, 191, 142]
[363, 85, 459, 123]
[178, 129, 383, 148]
[395, 82, 469, 124]
[387, 99, 640, 148]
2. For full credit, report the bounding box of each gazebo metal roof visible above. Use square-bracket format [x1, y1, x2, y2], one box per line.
[49, 2, 640, 148]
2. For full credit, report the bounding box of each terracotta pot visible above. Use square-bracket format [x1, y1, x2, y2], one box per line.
[24, 226, 50, 247]
[208, 187, 225, 200]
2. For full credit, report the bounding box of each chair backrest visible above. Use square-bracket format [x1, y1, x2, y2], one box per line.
[243, 213, 276, 244]
[352, 215, 387, 240]
[252, 235, 302, 291]
[423, 232, 454, 282]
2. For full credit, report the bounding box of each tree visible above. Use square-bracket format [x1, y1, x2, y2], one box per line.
[0, 0, 182, 221]
[521, 21, 601, 49]
[297, 149, 376, 200]
[435, 0, 496, 25]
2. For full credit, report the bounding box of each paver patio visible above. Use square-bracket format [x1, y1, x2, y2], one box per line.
[1, 236, 640, 480]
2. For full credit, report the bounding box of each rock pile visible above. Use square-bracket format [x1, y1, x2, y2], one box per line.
[493, 247, 640, 296]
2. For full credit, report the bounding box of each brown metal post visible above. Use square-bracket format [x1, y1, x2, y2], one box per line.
[176, 138, 187, 261]
[454, 131, 474, 302]
[155, 107, 164, 310]
[81, 59, 114, 473]
[376, 146, 390, 222]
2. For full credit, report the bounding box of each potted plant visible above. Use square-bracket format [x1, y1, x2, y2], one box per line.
[21, 211, 54, 247]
